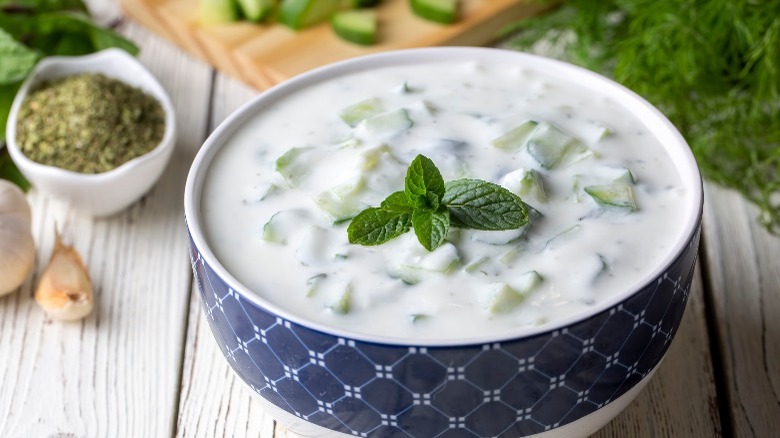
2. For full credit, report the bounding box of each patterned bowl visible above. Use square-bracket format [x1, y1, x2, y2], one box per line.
[184, 48, 703, 438]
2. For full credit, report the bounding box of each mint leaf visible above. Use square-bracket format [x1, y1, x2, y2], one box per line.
[380, 190, 413, 212]
[405, 154, 444, 209]
[348, 207, 411, 246]
[0, 28, 40, 85]
[443, 179, 529, 230]
[412, 208, 450, 251]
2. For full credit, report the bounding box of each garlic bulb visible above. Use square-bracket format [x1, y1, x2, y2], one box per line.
[35, 229, 93, 321]
[0, 179, 35, 296]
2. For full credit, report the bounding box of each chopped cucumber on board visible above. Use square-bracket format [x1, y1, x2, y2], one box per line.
[332, 9, 378, 45]
[237, 0, 276, 21]
[410, 0, 458, 24]
[279, 0, 340, 29]
[584, 183, 638, 212]
[339, 97, 383, 127]
[200, 0, 239, 24]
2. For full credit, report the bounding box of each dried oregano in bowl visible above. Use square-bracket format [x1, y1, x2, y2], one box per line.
[15, 72, 165, 174]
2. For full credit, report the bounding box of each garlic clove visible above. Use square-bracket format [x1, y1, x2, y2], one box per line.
[0, 180, 35, 297]
[35, 229, 93, 321]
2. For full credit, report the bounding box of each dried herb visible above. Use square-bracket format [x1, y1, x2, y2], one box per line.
[0, 0, 138, 187]
[505, 0, 780, 234]
[15, 73, 165, 174]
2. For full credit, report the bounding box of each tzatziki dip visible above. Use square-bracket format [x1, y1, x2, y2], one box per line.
[201, 60, 692, 340]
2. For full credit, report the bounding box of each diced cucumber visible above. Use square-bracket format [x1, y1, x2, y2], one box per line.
[306, 273, 327, 297]
[274, 146, 314, 185]
[545, 224, 581, 250]
[315, 190, 367, 223]
[491, 120, 538, 150]
[392, 81, 412, 94]
[279, 0, 339, 29]
[200, 0, 239, 24]
[484, 271, 543, 314]
[584, 183, 638, 212]
[328, 283, 353, 314]
[295, 226, 338, 266]
[595, 166, 636, 184]
[407, 100, 437, 116]
[581, 122, 613, 145]
[592, 254, 610, 283]
[360, 144, 399, 171]
[339, 97, 383, 127]
[388, 240, 459, 284]
[499, 168, 546, 203]
[242, 182, 280, 203]
[337, 137, 362, 149]
[464, 256, 488, 273]
[237, 0, 276, 21]
[262, 210, 307, 244]
[410, 314, 428, 323]
[410, 0, 458, 24]
[363, 108, 413, 137]
[471, 228, 526, 245]
[332, 9, 377, 45]
[315, 170, 366, 222]
[526, 121, 583, 169]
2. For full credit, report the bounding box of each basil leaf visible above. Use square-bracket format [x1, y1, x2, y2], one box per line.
[0, 28, 40, 85]
[405, 154, 445, 209]
[443, 179, 529, 230]
[380, 190, 413, 212]
[348, 207, 411, 246]
[412, 208, 450, 251]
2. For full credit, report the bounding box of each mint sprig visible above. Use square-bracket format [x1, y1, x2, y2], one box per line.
[347, 154, 529, 251]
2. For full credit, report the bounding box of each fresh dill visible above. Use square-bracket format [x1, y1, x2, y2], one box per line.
[505, 0, 780, 233]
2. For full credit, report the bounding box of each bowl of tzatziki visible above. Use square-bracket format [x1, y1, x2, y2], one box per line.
[184, 47, 702, 438]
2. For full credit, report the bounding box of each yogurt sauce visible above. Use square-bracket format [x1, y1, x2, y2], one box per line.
[201, 61, 691, 340]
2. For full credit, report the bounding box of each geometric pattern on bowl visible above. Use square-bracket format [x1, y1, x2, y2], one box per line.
[188, 225, 700, 438]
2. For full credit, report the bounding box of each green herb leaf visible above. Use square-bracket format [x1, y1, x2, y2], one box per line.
[405, 154, 445, 209]
[347, 207, 412, 246]
[506, 0, 780, 233]
[0, 28, 40, 85]
[348, 157, 528, 252]
[380, 190, 413, 212]
[443, 179, 529, 230]
[412, 208, 450, 251]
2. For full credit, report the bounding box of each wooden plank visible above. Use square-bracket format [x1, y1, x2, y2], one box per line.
[0, 22, 212, 437]
[120, 0, 553, 90]
[594, 264, 722, 437]
[702, 183, 780, 437]
[174, 73, 277, 438]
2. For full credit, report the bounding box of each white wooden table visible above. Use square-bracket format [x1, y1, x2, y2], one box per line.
[1, 3, 778, 437]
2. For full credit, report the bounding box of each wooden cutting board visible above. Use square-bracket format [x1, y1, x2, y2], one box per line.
[119, 0, 552, 90]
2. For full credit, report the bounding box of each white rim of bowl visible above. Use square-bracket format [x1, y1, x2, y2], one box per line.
[5, 48, 176, 182]
[185, 47, 703, 347]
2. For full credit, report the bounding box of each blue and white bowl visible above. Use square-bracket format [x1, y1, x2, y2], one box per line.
[184, 48, 703, 438]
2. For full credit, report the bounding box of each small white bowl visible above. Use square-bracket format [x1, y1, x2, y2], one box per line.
[6, 48, 176, 216]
